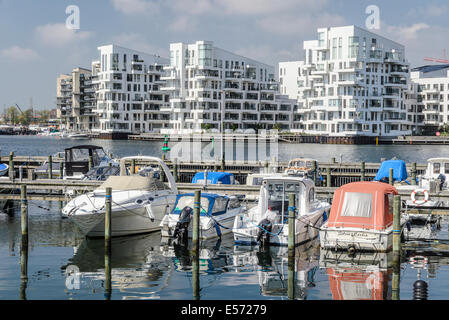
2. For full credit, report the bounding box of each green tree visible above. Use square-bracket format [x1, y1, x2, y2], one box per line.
[5, 106, 19, 125]
[18, 109, 33, 125]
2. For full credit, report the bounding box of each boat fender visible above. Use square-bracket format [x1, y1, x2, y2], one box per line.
[411, 189, 429, 205]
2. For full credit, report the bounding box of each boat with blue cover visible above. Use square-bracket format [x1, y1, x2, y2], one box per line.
[0, 163, 9, 176]
[160, 192, 246, 241]
[192, 171, 239, 185]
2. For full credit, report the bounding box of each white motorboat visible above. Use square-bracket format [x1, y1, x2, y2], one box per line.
[62, 156, 178, 237]
[233, 175, 331, 246]
[68, 132, 89, 139]
[160, 193, 246, 241]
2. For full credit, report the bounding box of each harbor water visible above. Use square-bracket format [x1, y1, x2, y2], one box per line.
[1, 135, 449, 300]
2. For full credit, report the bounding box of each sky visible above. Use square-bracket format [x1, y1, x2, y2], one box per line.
[0, 0, 449, 111]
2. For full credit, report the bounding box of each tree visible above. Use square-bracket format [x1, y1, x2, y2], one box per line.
[18, 109, 33, 126]
[5, 106, 19, 125]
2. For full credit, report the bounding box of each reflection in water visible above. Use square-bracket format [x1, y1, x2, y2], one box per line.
[233, 241, 320, 300]
[320, 250, 393, 300]
[66, 232, 171, 299]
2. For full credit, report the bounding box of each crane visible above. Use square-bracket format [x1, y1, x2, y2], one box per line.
[423, 49, 449, 64]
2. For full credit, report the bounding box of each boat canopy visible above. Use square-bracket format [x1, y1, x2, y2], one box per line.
[98, 175, 169, 191]
[327, 182, 398, 231]
[374, 160, 408, 183]
[192, 172, 236, 184]
[171, 193, 230, 216]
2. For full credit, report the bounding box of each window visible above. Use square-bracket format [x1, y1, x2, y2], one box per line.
[341, 192, 373, 218]
[433, 163, 441, 174]
[212, 197, 228, 215]
[445, 163, 449, 174]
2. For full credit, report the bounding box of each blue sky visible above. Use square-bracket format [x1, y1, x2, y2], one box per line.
[1, 0, 448, 111]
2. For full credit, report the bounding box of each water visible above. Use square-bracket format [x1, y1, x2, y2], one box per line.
[1, 135, 449, 300]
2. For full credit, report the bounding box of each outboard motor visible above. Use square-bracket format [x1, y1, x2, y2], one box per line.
[256, 219, 273, 246]
[173, 206, 193, 243]
[437, 174, 446, 191]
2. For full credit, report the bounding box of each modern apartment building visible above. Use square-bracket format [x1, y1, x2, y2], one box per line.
[160, 40, 296, 134]
[409, 64, 449, 134]
[56, 67, 97, 131]
[92, 45, 170, 137]
[279, 25, 413, 137]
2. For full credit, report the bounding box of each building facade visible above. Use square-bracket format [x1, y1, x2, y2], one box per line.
[279, 25, 413, 137]
[160, 40, 296, 134]
[56, 67, 97, 131]
[92, 45, 170, 135]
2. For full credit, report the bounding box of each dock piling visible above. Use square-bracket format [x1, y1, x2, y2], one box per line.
[392, 253, 401, 300]
[9, 152, 14, 181]
[288, 193, 296, 253]
[411, 162, 417, 185]
[326, 167, 331, 187]
[393, 195, 401, 254]
[312, 161, 317, 186]
[104, 187, 112, 299]
[173, 159, 178, 182]
[361, 162, 365, 181]
[389, 168, 394, 185]
[20, 185, 28, 300]
[192, 190, 201, 300]
[48, 155, 53, 179]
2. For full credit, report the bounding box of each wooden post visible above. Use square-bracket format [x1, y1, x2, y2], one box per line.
[9, 151, 14, 180]
[389, 168, 394, 185]
[59, 161, 64, 179]
[288, 250, 295, 300]
[20, 185, 28, 300]
[393, 195, 401, 254]
[288, 193, 296, 254]
[312, 160, 317, 186]
[104, 187, 112, 299]
[131, 159, 136, 174]
[192, 190, 201, 300]
[173, 160, 178, 183]
[361, 162, 365, 181]
[221, 157, 225, 171]
[331, 157, 336, 164]
[88, 155, 93, 171]
[48, 155, 53, 179]
[411, 162, 417, 186]
[326, 167, 331, 187]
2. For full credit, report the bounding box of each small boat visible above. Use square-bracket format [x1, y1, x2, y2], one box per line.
[68, 132, 89, 139]
[319, 181, 406, 252]
[233, 174, 331, 246]
[191, 171, 239, 185]
[62, 156, 178, 237]
[160, 193, 246, 241]
[0, 163, 9, 176]
[284, 158, 318, 178]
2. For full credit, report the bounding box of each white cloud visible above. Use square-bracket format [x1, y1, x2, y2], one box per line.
[408, 4, 448, 18]
[111, 0, 161, 15]
[35, 23, 92, 47]
[384, 23, 430, 41]
[0, 46, 39, 61]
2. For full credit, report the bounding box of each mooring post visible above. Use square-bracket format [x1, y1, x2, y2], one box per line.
[9, 151, 14, 181]
[288, 249, 295, 300]
[20, 185, 28, 300]
[173, 159, 178, 183]
[361, 162, 365, 181]
[59, 161, 64, 180]
[192, 190, 201, 300]
[104, 187, 112, 299]
[19, 165, 23, 182]
[389, 168, 394, 185]
[326, 167, 331, 187]
[312, 160, 317, 186]
[221, 157, 225, 171]
[48, 155, 53, 179]
[131, 159, 136, 174]
[393, 195, 401, 254]
[331, 157, 336, 164]
[288, 193, 296, 254]
[88, 155, 93, 171]
[411, 162, 417, 186]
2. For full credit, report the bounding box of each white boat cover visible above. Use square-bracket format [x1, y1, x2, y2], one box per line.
[341, 192, 373, 218]
[98, 175, 168, 191]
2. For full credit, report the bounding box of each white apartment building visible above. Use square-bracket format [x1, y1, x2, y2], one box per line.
[56, 67, 97, 131]
[92, 45, 170, 137]
[160, 41, 296, 134]
[410, 64, 449, 134]
[279, 25, 413, 137]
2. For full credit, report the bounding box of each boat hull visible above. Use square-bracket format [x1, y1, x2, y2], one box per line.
[319, 226, 394, 252]
[233, 210, 325, 246]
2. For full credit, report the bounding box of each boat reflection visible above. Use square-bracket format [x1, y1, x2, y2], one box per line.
[320, 249, 393, 300]
[66, 232, 171, 299]
[232, 241, 320, 300]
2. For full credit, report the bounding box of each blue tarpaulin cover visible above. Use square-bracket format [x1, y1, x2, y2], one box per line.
[192, 172, 235, 184]
[374, 160, 408, 183]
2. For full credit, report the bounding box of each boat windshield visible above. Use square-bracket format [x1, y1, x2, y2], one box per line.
[174, 196, 210, 214]
[267, 182, 301, 215]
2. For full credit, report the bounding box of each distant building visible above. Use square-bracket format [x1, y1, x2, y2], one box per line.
[56, 67, 96, 131]
[279, 25, 413, 137]
[410, 64, 449, 134]
[160, 40, 296, 134]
